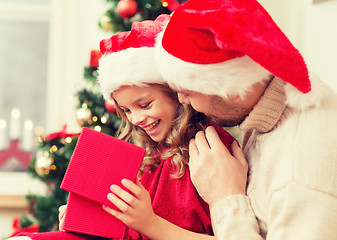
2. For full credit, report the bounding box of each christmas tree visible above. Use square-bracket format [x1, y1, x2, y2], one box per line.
[9, 0, 185, 236]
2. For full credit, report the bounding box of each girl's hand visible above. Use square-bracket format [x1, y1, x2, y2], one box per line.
[58, 204, 67, 231]
[103, 178, 157, 235]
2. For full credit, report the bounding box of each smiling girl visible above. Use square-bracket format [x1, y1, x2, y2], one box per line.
[107, 82, 215, 240]
[96, 15, 235, 240]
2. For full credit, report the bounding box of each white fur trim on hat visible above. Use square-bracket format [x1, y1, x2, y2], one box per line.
[99, 46, 164, 101]
[285, 72, 324, 110]
[155, 31, 271, 99]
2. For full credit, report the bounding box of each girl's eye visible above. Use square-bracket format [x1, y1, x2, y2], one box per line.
[141, 102, 152, 109]
[122, 108, 130, 113]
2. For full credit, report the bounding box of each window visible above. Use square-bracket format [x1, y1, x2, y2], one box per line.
[0, 1, 50, 170]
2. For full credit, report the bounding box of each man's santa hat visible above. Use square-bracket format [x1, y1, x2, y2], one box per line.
[98, 14, 171, 101]
[156, 0, 323, 109]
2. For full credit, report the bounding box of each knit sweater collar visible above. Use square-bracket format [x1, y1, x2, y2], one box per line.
[239, 77, 289, 133]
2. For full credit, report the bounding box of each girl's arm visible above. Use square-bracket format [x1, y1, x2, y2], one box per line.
[103, 178, 215, 240]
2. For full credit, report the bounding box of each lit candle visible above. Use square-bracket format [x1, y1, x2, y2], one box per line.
[22, 120, 34, 152]
[0, 119, 7, 150]
[10, 108, 21, 140]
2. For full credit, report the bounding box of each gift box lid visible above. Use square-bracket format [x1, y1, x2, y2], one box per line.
[61, 127, 145, 209]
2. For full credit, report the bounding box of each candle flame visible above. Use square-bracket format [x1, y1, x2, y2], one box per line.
[11, 108, 21, 118]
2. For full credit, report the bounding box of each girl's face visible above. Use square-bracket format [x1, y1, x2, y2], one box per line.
[112, 85, 178, 142]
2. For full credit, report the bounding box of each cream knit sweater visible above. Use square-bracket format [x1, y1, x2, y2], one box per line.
[211, 77, 337, 240]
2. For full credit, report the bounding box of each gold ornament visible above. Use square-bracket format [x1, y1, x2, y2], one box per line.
[99, 14, 114, 31]
[77, 107, 92, 126]
[35, 151, 54, 177]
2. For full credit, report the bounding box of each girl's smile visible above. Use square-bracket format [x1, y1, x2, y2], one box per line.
[140, 120, 160, 135]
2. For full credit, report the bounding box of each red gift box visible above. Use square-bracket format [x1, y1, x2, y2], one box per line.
[61, 127, 145, 239]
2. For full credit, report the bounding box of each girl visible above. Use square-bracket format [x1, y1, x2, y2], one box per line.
[11, 15, 236, 240]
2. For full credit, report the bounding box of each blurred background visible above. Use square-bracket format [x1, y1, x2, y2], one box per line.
[0, 0, 336, 238]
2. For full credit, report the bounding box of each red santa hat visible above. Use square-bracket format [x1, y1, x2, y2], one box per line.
[155, 0, 311, 99]
[98, 14, 171, 101]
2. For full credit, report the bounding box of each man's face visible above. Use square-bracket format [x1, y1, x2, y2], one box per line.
[176, 89, 212, 116]
[169, 82, 249, 127]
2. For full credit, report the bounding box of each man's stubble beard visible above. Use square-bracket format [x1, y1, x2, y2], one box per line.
[209, 96, 250, 127]
[211, 116, 245, 128]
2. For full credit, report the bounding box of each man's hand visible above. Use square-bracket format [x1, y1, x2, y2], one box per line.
[189, 126, 248, 207]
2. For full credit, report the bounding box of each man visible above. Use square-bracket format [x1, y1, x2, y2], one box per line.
[155, 0, 337, 239]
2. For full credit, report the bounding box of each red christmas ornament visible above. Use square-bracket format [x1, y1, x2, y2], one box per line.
[105, 100, 116, 114]
[117, 0, 138, 19]
[90, 49, 100, 68]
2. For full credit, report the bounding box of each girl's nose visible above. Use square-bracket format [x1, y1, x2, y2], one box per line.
[130, 111, 146, 126]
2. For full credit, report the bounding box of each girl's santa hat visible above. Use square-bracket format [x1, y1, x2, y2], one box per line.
[98, 14, 171, 101]
[156, 0, 322, 109]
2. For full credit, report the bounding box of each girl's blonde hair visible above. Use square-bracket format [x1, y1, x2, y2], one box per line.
[114, 83, 209, 178]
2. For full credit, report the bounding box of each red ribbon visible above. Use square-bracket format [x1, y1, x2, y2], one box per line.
[44, 124, 80, 141]
[10, 217, 39, 237]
